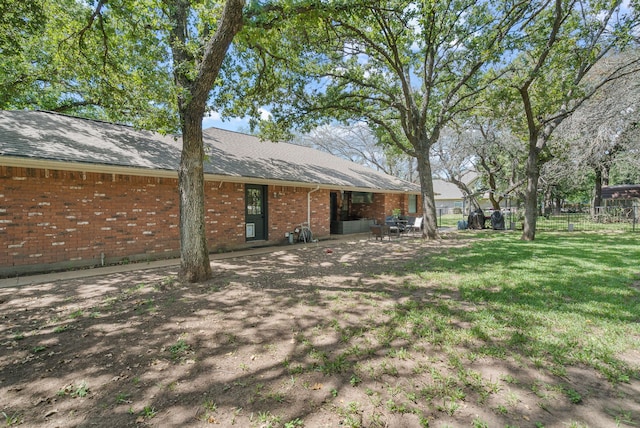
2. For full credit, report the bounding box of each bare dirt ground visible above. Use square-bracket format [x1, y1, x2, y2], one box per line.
[1, 234, 638, 427]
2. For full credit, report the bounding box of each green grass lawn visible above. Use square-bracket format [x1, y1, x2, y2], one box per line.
[300, 231, 640, 426]
[401, 232, 640, 383]
[437, 213, 465, 228]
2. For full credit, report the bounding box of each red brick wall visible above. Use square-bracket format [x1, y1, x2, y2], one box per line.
[268, 186, 330, 242]
[385, 193, 423, 220]
[204, 181, 246, 248]
[0, 166, 334, 276]
[0, 166, 181, 275]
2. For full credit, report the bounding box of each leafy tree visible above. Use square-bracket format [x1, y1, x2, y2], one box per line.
[160, 0, 245, 282]
[0, 0, 45, 55]
[2, 0, 248, 282]
[0, 0, 176, 127]
[0, 0, 46, 105]
[6, 0, 358, 282]
[490, 0, 640, 241]
[553, 50, 640, 213]
[433, 121, 526, 212]
[216, 0, 533, 239]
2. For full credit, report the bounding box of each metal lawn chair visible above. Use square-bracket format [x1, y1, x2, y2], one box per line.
[406, 216, 423, 236]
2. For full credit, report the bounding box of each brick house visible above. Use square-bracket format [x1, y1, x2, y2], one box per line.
[0, 110, 421, 277]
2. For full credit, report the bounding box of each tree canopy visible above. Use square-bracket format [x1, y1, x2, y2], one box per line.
[216, 0, 535, 239]
[0, 0, 177, 129]
[1, 0, 249, 282]
[485, 0, 640, 240]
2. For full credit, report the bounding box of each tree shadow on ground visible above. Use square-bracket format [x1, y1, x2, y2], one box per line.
[1, 233, 639, 427]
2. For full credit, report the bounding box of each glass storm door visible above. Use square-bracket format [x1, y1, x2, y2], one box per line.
[245, 184, 267, 241]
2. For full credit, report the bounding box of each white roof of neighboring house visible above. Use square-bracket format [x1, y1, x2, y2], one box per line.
[432, 179, 463, 200]
[433, 171, 480, 200]
[0, 110, 419, 193]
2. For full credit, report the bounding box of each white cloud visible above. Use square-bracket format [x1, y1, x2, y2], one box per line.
[202, 112, 248, 132]
[259, 108, 272, 121]
[202, 108, 270, 132]
[204, 110, 221, 120]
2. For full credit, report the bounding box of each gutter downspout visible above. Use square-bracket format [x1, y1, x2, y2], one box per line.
[307, 185, 320, 229]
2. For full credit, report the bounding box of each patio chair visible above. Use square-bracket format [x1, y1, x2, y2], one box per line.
[370, 224, 391, 241]
[384, 216, 402, 237]
[406, 216, 423, 236]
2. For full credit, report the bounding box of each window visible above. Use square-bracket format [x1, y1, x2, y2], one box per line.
[352, 192, 373, 204]
[408, 194, 417, 213]
[246, 188, 262, 215]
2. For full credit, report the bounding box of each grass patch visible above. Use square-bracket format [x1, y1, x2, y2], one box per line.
[399, 232, 640, 383]
[168, 338, 192, 361]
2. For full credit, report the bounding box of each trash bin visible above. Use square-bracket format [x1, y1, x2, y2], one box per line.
[491, 211, 505, 230]
[467, 209, 485, 229]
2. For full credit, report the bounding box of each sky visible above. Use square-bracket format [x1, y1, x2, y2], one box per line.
[202, 110, 249, 132]
[202, 108, 271, 133]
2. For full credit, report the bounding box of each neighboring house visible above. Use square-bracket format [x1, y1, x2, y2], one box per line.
[0, 110, 421, 277]
[433, 173, 491, 214]
[602, 184, 640, 204]
[432, 179, 466, 214]
[601, 184, 640, 221]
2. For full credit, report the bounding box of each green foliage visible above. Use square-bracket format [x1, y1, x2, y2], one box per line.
[140, 406, 157, 419]
[1, 0, 178, 130]
[57, 381, 89, 398]
[1, 410, 22, 426]
[221, 1, 531, 142]
[0, 0, 46, 55]
[217, 0, 539, 237]
[168, 338, 191, 360]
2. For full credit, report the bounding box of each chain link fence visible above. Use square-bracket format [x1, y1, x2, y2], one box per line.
[533, 206, 638, 232]
[502, 206, 639, 232]
[439, 206, 639, 232]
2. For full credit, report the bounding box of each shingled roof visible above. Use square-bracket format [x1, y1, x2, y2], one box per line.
[0, 110, 418, 193]
[602, 185, 640, 200]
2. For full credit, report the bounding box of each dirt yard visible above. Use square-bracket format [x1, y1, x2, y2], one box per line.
[1, 234, 638, 427]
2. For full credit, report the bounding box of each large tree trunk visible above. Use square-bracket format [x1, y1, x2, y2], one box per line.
[522, 141, 539, 241]
[178, 110, 212, 282]
[168, 0, 245, 283]
[416, 153, 439, 239]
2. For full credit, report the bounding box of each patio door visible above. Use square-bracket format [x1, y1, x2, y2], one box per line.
[245, 184, 267, 241]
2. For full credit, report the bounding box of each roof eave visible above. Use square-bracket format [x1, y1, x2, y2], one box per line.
[0, 156, 419, 194]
